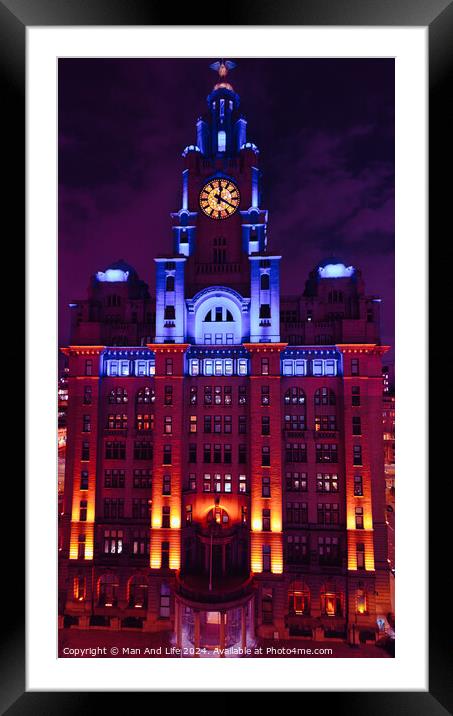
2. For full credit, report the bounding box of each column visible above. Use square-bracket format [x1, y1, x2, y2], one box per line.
[219, 611, 226, 657]
[241, 605, 247, 650]
[194, 611, 200, 657]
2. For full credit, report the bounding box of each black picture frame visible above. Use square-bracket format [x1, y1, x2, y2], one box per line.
[2, 0, 450, 710]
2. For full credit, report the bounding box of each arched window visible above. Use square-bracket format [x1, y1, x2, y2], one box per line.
[109, 387, 128, 404]
[288, 581, 310, 615]
[260, 273, 270, 290]
[314, 387, 336, 406]
[165, 276, 175, 292]
[320, 584, 343, 617]
[217, 130, 226, 152]
[98, 573, 119, 607]
[136, 387, 155, 404]
[284, 387, 306, 405]
[128, 575, 148, 609]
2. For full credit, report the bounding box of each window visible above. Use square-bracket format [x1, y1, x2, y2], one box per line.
[261, 386, 270, 406]
[165, 359, 173, 376]
[314, 387, 336, 406]
[107, 413, 127, 430]
[285, 472, 307, 492]
[285, 443, 307, 463]
[262, 446, 270, 467]
[189, 443, 197, 462]
[261, 415, 270, 435]
[136, 387, 154, 404]
[128, 576, 148, 609]
[239, 474, 247, 493]
[166, 276, 175, 291]
[351, 358, 360, 376]
[238, 415, 247, 434]
[136, 413, 153, 431]
[286, 502, 308, 525]
[133, 441, 152, 460]
[185, 505, 193, 525]
[98, 574, 119, 607]
[316, 473, 339, 493]
[261, 358, 269, 375]
[79, 500, 87, 521]
[356, 589, 367, 614]
[85, 360, 93, 376]
[81, 441, 90, 461]
[355, 507, 364, 529]
[83, 386, 92, 405]
[132, 498, 150, 520]
[284, 387, 306, 405]
[105, 441, 126, 460]
[163, 444, 172, 465]
[164, 416, 172, 434]
[238, 444, 247, 464]
[161, 542, 170, 568]
[260, 273, 270, 290]
[164, 385, 173, 406]
[238, 385, 247, 404]
[259, 303, 271, 319]
[214, 415, 222, 433]
[224, 444, 232, 464]
[316, 443, 338, 463]
[214, 386, 222, 405]
[354, 475, 363, 496]
[224, 474, 232, 493]
[262, 548, 271, 574]
[318, 536, 340, 565]
[351, 386, 361, 406]
[104, 469, 125, 488]
[109, 387, 128, 404]
[356, 542, 365, 569]
[224, 386, 232, 404]
[314, 415, 336, 432]
[262, 590, 274, 627]
[80, 470, 89, 490]
[104, 499, 125, 519]
[189, 415, 197, 433]
[162, 474, 172, 496]
[132, 529, 149, 556]
[217, 130, 226, 152]
[317, 503, 339, 525]
[284, 414, 306, 431]
[162, 506, 171, 529]
[241, 505, 248, 525]
[190, 386, 198, 405]
[164, 305, 175, 320]
[214, 473, 222, 493]
[77, 536, 86, 560]
[133, 469, 152, 489]
[353, 445, 363, 465]
[188, 473, 196, 491]
[262, 476, 271, 498]
[203, 444, 211, 463]
[214, 444, 221, 463]
[159, 583, 171, 616]
[352, 416, 362, 435]
[204, 386, 212, 405]
[286, 538, 309, 566]
[321, 590, 342, 617]
[203, 474, 212, 492]
[238, 359, 248, 376]
[224, 415, 232, 434]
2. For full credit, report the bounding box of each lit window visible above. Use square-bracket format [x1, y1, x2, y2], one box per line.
[218, 130, 226, 152]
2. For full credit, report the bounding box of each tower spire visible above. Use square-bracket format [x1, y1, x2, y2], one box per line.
[209, 58, 237, 80]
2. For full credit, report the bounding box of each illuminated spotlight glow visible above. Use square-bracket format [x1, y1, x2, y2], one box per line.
[96, 269, 129, 282]
[318, 263, 355, 278]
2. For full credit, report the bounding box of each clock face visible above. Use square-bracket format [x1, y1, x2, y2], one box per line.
[199, 179, 240, 220]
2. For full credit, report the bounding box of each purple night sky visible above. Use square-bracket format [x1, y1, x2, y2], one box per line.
[58, 58, 394, 370]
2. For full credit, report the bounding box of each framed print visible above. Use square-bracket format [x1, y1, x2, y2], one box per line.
[1, 0, 451, 709]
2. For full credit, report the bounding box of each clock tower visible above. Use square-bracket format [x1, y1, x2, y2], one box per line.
[155, 60, 281, 344]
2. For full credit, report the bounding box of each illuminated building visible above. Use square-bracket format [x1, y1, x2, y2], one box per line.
[59, 61, 393, 651]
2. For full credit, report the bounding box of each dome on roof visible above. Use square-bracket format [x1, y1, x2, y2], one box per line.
[96, 259, 138, 283]
[317, 258, 355, 279]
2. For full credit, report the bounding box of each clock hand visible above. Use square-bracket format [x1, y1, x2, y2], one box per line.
[218, 196, 236, 209]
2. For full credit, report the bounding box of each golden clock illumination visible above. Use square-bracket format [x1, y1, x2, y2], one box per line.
[199, 179, 240, 220]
